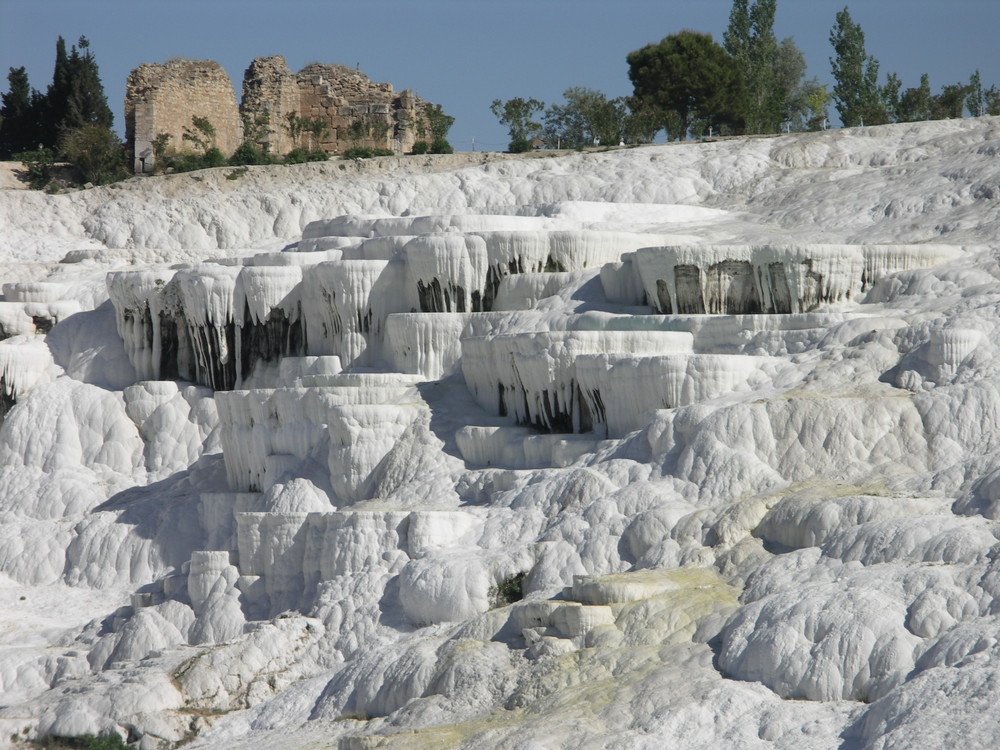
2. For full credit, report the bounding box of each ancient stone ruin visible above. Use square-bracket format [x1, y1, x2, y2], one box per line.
[125, 55, 438, 173]
[125, 59, 243, 174]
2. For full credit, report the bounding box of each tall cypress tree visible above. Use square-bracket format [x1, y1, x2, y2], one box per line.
[967, 70, 985, 118]
[64, 37, 113, 131]
[42, 36, 74, 147]
[725, 0, 783, 133]
[829, 7, 885, 127]
[34, 35, 114, 147]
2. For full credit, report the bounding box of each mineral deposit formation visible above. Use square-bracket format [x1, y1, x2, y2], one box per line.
[2, 117, 1000, 749]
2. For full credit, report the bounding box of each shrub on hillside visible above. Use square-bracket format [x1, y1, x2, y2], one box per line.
[284, 148, 329, 164]
[12, 147, 56, 189]
[430, 138, 453, 154]
[165, 147, 227, 173]
[34, 733, 129, 749]
[411, 140, 429, 155]
[490, 571, 526, 608]
[228, 142, 273, 166]
[507, 137, 532, 153]
[342, 147, 394, 160]
[60, 124, 127, 185]
[201, 147, 226, 168]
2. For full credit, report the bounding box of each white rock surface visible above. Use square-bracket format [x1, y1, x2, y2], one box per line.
[3, 119, 1000, 749]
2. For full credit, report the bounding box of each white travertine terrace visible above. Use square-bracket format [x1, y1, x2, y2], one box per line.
[576, 353, 766, 437]
[301, 259, 408, 367]
[633, 243, 963, 315]
[384, 312, 466, 379]
[404, 234, 489, 313]
[461, 329, 694, 432]
[0, 335, 54, 415]
[6, 118, 1000, 750]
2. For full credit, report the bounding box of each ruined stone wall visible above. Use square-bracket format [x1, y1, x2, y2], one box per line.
[240, 56, 299, 157]
[125, 60, 242, 173]
[127, 56, 437, 172]
[296, 63, 400, 153]
[241, 58, 432, 156]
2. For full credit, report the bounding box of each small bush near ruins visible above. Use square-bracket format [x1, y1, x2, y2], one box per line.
[12, 148, 56, 189]
[202, 148, 227, 167]
[229, 142, 274, 166]
[430, 138, 453, 154]
[165, 147, 227, 173]
[60, 125, 128, 186]
[284, 148, 329, 164]
[342, 147, 395, 160]
[411, 140, 430, 155]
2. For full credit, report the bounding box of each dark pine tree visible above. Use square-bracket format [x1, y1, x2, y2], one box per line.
[42, 36, 74, 148]
[63, 37, 114, 131]
[0, 67, 42, 157]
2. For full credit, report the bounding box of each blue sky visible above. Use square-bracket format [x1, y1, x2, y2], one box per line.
[2, 0, 998, 150]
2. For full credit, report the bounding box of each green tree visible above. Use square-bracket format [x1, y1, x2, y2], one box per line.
[543, 87, 621, 149]
[283, 114, 328, 152]
[986, 87, 1000, 116]
[42, 36, 72, 147]
[61, 123, 127, 185]
[346, 114, 389, 148]
[0, 67, 42, 157]
[346, 117, 368, 144]
[628, 30, 745, 140]
[424, 103, 454, 141]
[967, 70, 986, 118]
[3, 36, 114, 155]
[39, 36, 113, 144]
[284, 112, 305, 144]
[302, 118, 329, 151]
[242, 111, 271, 145]
[724, 0, 783, 133]
[931, 82, 969, 120]
[151, 133, 171, 171]
[829, 7, 885, 127]
[772, 38, 823, 131]
[430, 137, 453, 154]
[804, 84, 831, 131]
[881, 72, 903, 123]
[228, 112, 273, 166]
[897, 74, 932, 122]
[490, 97, 544, 152]
[619, 96, 662, 143]
[63, 37, 113, 131]
[421, 104, 454, 153]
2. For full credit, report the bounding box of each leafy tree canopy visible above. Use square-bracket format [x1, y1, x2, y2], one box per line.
[628, 30, 745, 140]
[542, 87, 621, 149]
[490, 97, 544, 151]
[829, 7, 884, 127]
[724, 0, 784, 133]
